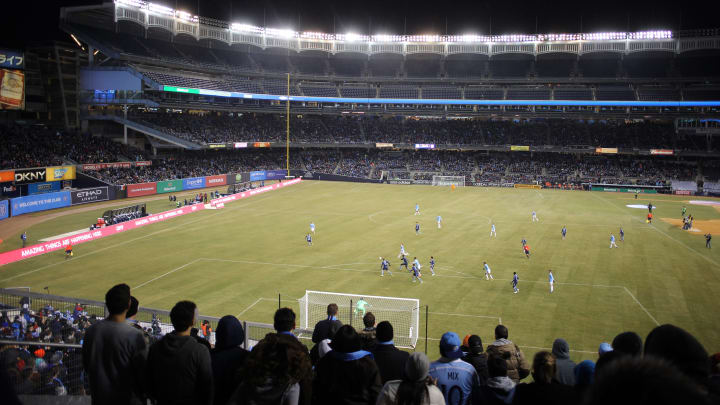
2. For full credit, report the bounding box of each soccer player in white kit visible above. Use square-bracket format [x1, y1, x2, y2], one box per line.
[483, 261, 494, 280]
[490, 223, 497, 237]
[310, 222, 315, 234]
[610, 234, 618, 248]
[398, 243, 408, 258]
[436, 215, 442, 229]
[415, 203, 420, 216]
[532, 211, 539, 222]
[548, 270, 555, 293]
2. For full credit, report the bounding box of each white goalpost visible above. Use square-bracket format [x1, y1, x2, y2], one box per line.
[299, 290, 420, 348]
[432, 175, 465, 187]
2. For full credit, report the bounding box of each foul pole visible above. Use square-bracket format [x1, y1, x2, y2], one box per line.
[286, 73, 290, 177]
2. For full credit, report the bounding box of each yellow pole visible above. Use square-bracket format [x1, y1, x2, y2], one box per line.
[286, 73, 290, 177]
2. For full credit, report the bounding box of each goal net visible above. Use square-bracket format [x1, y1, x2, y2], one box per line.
[299, 290, 420, 348]
[432, 175, 465, 187]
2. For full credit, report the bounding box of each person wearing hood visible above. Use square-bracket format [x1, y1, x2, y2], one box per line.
[146, 300, 213, 405]
[428, 331, 481, 405]
[376, 352, 445, 405]
[211, 315, 249, 405]
[612, 331, 643, 357]
[477, 353, 516, 404]
[573, 360, 595, 399]
[313, 324, 382, 405]
[551, 338, 576, 385]
[486, 325, 530, 383]
[512, 351, 575, 405]
[462, 334, 489, 385]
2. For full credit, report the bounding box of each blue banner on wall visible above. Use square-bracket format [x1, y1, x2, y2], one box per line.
[0, 200, 8, 221]
[182, 177, 205, 190]
[250, 170, 286, 181]
[0, 49, 24, 70]
[28, 181, 61, 195]
[11, 191, 71, 216]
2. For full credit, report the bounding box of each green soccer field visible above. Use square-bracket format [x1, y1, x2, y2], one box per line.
[2, 180, 720, 362]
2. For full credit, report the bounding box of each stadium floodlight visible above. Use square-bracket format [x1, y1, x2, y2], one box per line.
[114, 0, 145, 8]
[148, 2, 174, 16]
[175, 10, 198, 22]
[345, 32, 362, 42]
[373, 34, 393, 42]
[231, 23, 262, 33]
[267, 28, 296, 39]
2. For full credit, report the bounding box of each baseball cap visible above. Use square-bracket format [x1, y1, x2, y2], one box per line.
[598, 342, 613, 355]
[439, 332, 464, 359]
[467, 335, 483, 353]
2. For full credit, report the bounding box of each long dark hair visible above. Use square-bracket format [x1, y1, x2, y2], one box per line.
[395, 378, 430, 405]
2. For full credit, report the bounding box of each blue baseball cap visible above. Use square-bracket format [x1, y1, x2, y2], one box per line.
[598, 342, 613, 355]
[440, 332, 464, 359]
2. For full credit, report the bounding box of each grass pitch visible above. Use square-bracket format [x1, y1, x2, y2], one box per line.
[2, 181, 720, 361]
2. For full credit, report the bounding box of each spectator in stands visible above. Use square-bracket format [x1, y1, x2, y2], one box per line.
[476, 353, 517, 405]
[574, 360, 595, 398]
[612, 331, 643, 357]
[228, 331, 311, 405]
[267, 307, 313, 405]
[711, 353, 720, 389]
[462, 335, 489, 385]
[82, 283, 147, 405]
[210, 315, 249, 405]
[551, 338, 576, 385]
[313, 324, 382, 405]
[359, 312, 376, 350]
[376, 352, 445, 405]
[312, 303, 343, 343]
[584, 356, 710, 405]
[371, 321, 410, 384]
[146, 300, 213, 405]
[486, 325, 530, 382]
[512, 351, 575, 405]
[429, 331, 480, 405]
[644, 324, 720, 401]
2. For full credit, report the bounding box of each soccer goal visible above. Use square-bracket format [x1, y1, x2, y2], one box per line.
[432, 175, 465, 187]
[299, 290, 420, 348]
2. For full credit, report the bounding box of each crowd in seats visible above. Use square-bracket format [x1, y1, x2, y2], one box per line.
[6, 283, 719, 404]
[0, 124, 146, 170]
[125, 112, 682, 149]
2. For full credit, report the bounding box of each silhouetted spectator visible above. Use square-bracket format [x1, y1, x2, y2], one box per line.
[462, 334, 489, 385]
[486, 325, 530, 382]
[211, 315, 249, 405]
[551, 338, 576, 385]
[371, 321, 410, 384]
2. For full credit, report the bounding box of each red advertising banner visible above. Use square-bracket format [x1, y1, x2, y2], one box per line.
[126, 182, 157, 197]
[0, 170, 13, 182]
[674, 190, 692, 195]
[0, 204, 204, 266]
[650, 149, 674, 156]
[253, 142, 271, 148]
[0, 178, 302, 266]
[205, 175, 227, 186]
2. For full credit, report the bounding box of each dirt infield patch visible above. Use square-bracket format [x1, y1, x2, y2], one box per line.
[661, 218, 720, 235]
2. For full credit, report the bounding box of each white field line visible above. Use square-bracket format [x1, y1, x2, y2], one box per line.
[134, 258, 204, 289]
[0, 189, 294, 283]
[368, 211, 382, 224]
[623, 286, 660, 326]
[236, 298, 263, 317]
[588, 191, 720, 269]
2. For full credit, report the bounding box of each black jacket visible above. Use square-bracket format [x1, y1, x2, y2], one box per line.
[211, 316, 249, 405]
[147, 332, 213, 405]
[313, 351, 382, 405]
[312, 318, 343, 343]
[512, 381, 576, 405]
[370, 343, 410, 384]
[462, 352, 490, 385]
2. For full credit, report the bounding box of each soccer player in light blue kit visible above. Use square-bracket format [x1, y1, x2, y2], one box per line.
[512, 272, 519, 293]
[548, 269, 555, 293]
[415, 203, 420, 216]
[415, 222, 421, 235]
[490, 223, 497, 237]
[310, 222, 315, 234]
[380, 257, 392, 277]
[610, 233, 618, 248]
[483, 261, 494, 280]
[437, 215, 442, 229]
[429, 332, 480, 405]
[429, 256, 436, 276]
[412, 257, 422, 271]
[411, 263, 423, 283]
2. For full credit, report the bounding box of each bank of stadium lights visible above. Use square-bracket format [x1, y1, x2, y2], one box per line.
[266, 28, 296, 39]
[230, 23, 263, 33]
[147, 2, 173, 16]
[175, 10, 198, 23]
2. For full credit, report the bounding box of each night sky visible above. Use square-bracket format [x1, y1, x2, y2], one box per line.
[1, 0, 718, 47]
